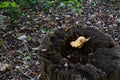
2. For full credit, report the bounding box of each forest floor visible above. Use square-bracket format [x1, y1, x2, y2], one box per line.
[0, 0, 120, 80]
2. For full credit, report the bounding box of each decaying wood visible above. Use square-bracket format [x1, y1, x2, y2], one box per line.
[38, 26, 120, 80]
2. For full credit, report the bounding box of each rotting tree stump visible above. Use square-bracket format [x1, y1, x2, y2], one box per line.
[38, 26, 120, 80]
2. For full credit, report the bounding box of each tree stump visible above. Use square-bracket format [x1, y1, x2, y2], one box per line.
[38, 26, 120, 80]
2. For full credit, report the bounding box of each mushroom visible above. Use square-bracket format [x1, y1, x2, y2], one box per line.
[70, 36, 90, 48]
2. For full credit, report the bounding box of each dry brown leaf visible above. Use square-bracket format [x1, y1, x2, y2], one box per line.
[0, 63, 10, 71]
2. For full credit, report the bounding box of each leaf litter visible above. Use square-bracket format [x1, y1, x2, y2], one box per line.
[0, 0, 120, 80]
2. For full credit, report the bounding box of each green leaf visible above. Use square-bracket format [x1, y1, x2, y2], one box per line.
[0, 1, 18, 9]
[90, 1, 98, 7]
[42, 27, 51, 33]
[78, 9, 83, 13]
[30, 0, 37, 4]
[71, 8, 77, 13]
[76, 3, 82, 8]
[0, 2, 9, 8]
[116, 18, 120, 23]
[22, 56, 31, 61]
[59, 3, 65, 7]
[10, 2, 17, 8]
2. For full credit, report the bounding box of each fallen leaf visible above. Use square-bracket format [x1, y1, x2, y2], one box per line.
[0, 39, 5, 46]
[32, 47, 39, 51]
[17, 34, 27, 41]
[116, 18, 120, 23]
[0, 63, 10, 71]
[22, 56, 31, 61]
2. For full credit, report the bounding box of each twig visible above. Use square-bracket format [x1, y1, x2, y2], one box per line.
[5, 52, 15, 80]
[19, 69, 34, 80]
[23, 40, 31, 56]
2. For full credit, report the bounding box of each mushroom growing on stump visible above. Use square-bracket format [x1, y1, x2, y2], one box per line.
[38, 26, 120, 80]
[70, 36, 90, 48]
